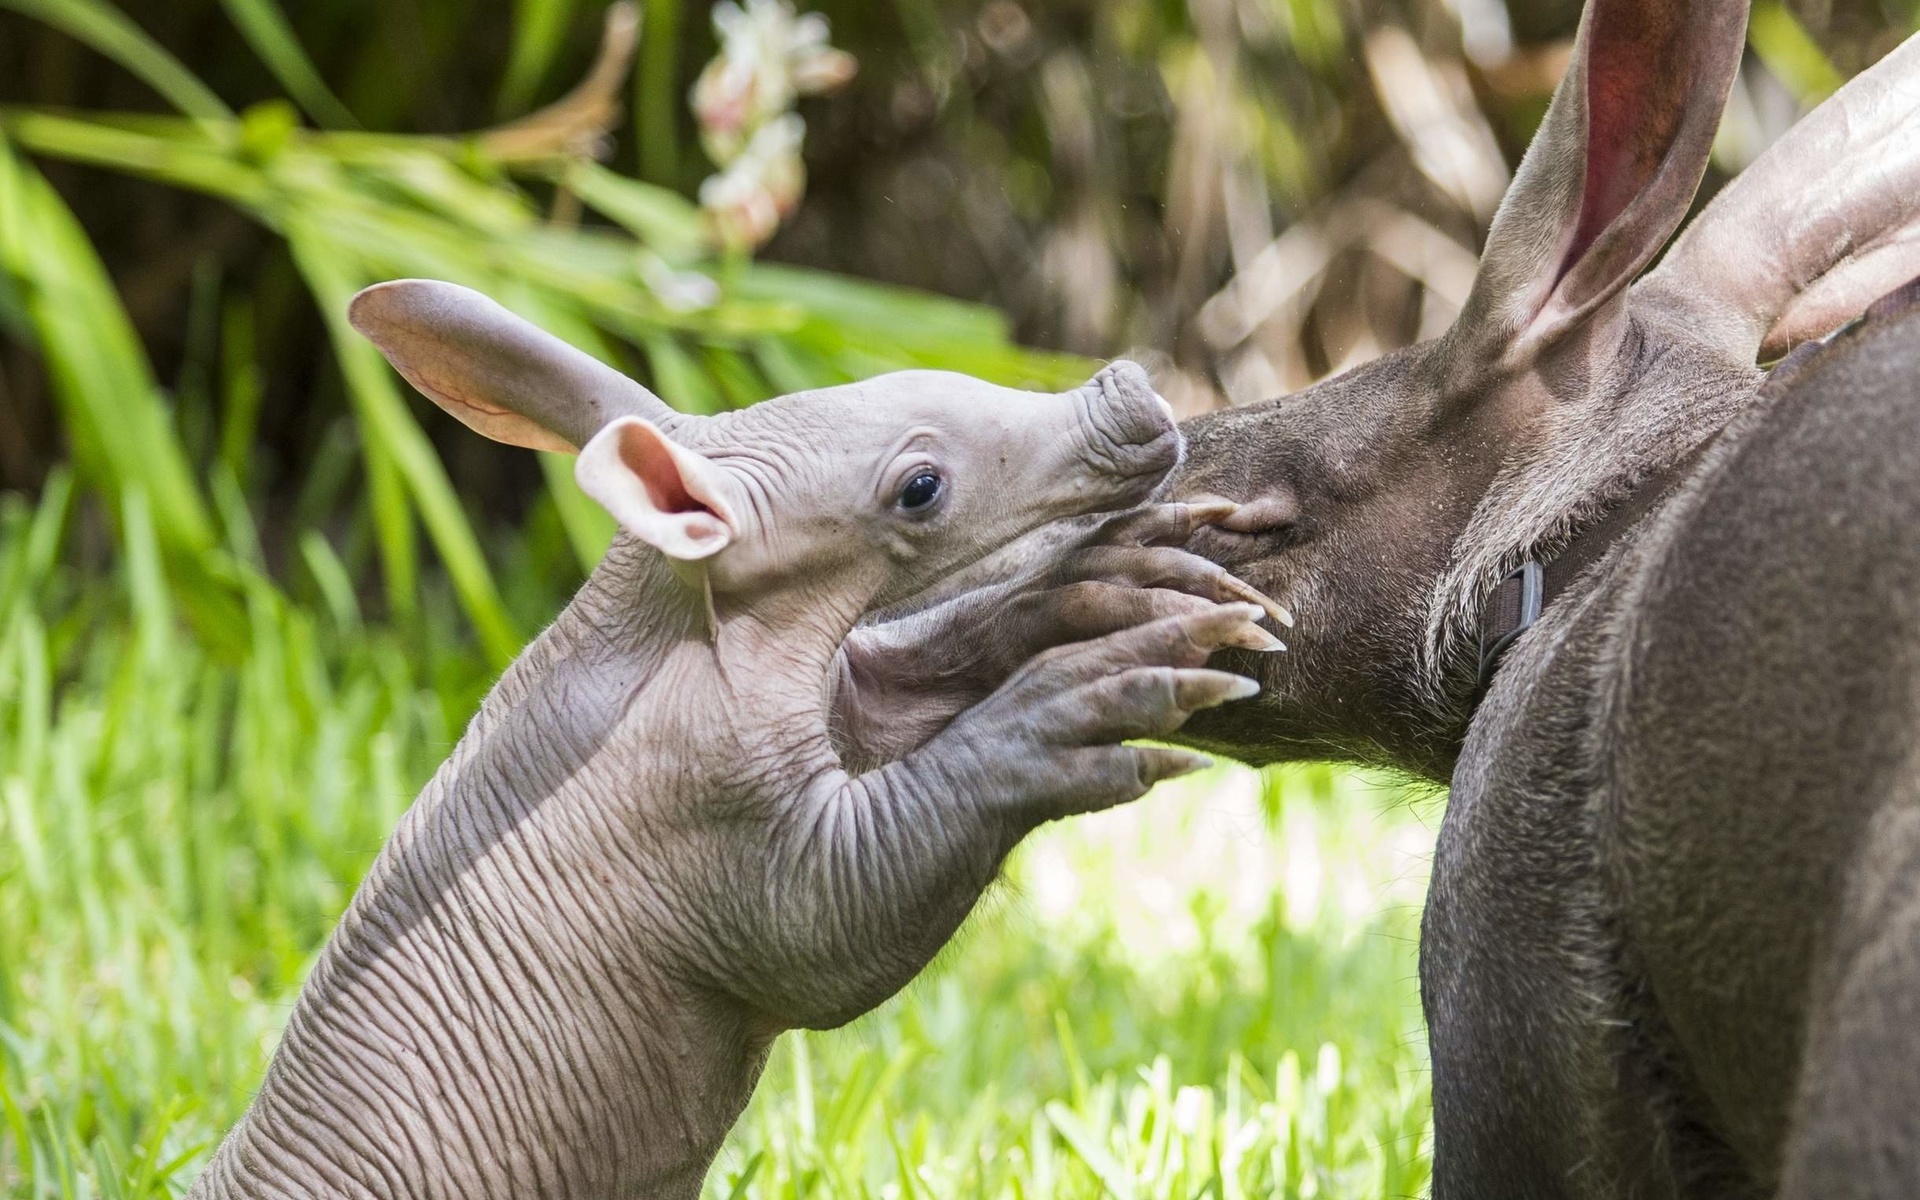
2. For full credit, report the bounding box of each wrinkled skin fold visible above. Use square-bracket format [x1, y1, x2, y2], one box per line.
[191, 294, 1287, 1199]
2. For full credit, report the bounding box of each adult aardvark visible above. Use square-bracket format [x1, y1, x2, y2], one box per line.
[1163, 5, 1920, 1196]
[854, 1, 1920, 1195]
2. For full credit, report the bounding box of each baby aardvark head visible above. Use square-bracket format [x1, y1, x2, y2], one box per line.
[575, 362, 1176, 610]
[349, 280, 1178, 619]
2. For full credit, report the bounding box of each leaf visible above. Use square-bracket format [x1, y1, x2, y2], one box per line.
[0, 138, 217, 557]
[299, 530, 363, 635]
[753, 335, 843, 394]
[218, 292, 266, 486]
[564, 160, 706, 253]
[1, 110, 268, 205]
[739, 263, 1096, 388]
[633, 0, 684, 183]
[363, 151, 540, 235]
[120, 487, 174, 672]
[218, 0, 360, 129]
[537, 452, 615, 574]
[737, 262, 1011, 345]
[701, 343, 770, 408]
[720, 1151, 764, 1200]
[642, 334, 726, 413]
[500, 0, 581, 117]
[1046, 1102, 1140, 1200]
[887, 1105, 927, 1200]
[1748, 2, 1845, 106]
[0, 468, 68, 640]
[288, 221, 522, 666]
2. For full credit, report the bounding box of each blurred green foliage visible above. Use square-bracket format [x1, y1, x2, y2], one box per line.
[0, 0, 1090, 663]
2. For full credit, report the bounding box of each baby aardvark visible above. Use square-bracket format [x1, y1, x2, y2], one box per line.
[190, 281, 1283, 1199]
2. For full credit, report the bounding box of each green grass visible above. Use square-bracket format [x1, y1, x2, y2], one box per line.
[0, 478, 1437, 1198]
[714, 768, 1437, 1200]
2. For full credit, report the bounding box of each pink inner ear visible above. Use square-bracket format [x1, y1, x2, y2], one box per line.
[1560, 3, 1687, 283]
[621, 423, 716, 518]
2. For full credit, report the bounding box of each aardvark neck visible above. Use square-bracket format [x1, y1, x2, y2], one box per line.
[190, 542, 795, 1199]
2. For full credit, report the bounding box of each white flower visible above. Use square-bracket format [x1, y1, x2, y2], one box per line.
[691, 0, 855, 164]
[787, 11, 858, 94]
[691, 2, 853, 252]
[698, 113, 808, 250]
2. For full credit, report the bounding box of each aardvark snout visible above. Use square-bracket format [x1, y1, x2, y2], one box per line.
[1078, 361, 1180, 486]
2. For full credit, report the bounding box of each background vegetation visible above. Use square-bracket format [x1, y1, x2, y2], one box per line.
[0, 0, 1913, 1194]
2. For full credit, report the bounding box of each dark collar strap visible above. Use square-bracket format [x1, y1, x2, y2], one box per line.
[1474, 275, 1920, 694]
[1475, 436, 1718, 694]
[1476, 560, 1545, 692]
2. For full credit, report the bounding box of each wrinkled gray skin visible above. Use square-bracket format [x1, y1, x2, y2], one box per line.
[838, 8, 1920, 1198]
[190, 288, 1288, 1200]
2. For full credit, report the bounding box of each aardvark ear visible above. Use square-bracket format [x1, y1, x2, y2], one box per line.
[1644, 32, 1920, 363]
[347, 279, 678, 453]
[1449, 0, 1750, 370]
[575, 417, 738, 561]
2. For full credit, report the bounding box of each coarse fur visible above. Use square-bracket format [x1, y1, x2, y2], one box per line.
[835, 6, 1920, 1195]
[1423, 289, 1920, 1197]
[1162, 12, 1920, 1197]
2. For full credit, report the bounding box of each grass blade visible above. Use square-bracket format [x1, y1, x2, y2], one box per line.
[500, 0, 581, 117]
[0, 138, 217, 557]
[218, 293, 266, 487]
[288, 221, 521, 665]
[299, 530, 363, 635]
[634, 0, 682, 183]
[720, 1151, 763, 1200]
[217, 0, 361, 129]
[1046, 1101, 1139, 1200]
[1748, 1, 1845, 106]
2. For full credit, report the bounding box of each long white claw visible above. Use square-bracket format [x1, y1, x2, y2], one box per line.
[1220, 574, 1295, 628]
[1224, 621, 1286, 652]
[1223, 676, 1262, 700]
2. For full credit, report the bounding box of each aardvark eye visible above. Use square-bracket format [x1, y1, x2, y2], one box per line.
[897, 470, 944, 513]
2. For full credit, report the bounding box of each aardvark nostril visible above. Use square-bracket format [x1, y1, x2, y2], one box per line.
[1091, 360, 1177, 447]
